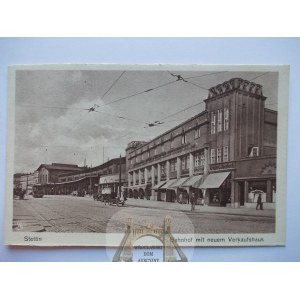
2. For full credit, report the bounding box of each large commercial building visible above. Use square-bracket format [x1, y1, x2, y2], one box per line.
[126, 78, 277, 208]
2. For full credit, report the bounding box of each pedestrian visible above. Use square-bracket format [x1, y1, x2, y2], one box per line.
[190, 192, 196, 211]
[256, 194, 263, 210]
[178, 192, 183, 204]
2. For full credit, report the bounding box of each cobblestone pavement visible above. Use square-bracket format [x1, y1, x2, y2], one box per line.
[12, 195, 275, 234]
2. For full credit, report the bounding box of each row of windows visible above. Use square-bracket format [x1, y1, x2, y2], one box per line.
[210, 146, 229, 164]
[211, 108, 229, 134]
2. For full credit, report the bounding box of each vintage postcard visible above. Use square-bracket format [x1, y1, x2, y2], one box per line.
[4, 64, 289, 259]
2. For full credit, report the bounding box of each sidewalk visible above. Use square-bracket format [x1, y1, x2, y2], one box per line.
[125, 198, 275, 218]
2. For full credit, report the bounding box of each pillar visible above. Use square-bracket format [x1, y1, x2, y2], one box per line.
[128, 172, 131, 187]
[177, 157, 181, 179]
[189, 153, 194, 176]
[231, 180, 239, 208]
[157, 163, 161, 182]
[244, 181, 249, 206]
[133, 171, 136, 186]
[166, 161, 170, 181]
[151, 165, 155, 200]
[204, 148, 209, 175]
[266, 180, 272, 203]
[145, 168, 148, 183]
[138, 169, 142, 185]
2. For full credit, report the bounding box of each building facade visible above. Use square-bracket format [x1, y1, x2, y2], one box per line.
[35, 158, 126, 196]
[126, 78, 277, 208]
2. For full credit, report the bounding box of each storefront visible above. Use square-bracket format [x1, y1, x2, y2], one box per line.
[199, 171, 231, 206]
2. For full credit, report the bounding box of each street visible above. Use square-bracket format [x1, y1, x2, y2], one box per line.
[12, 195, 275, 234]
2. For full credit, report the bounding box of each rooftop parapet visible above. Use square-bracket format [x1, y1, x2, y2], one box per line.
[208, 78, 264, 99]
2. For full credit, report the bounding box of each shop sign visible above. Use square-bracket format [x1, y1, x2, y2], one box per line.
[210, 162, 234, 171]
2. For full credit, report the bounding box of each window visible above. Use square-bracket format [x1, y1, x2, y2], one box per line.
[194, 153, 200, 167]
[136, 156, 139, 163]
[194, 127, 201, 139]
[154, 147, 157, 156]
[170, 133, 174, 149]
[182, 157, 186, 170]
[200, 152, 205, 166]
[161, 143, 165, 152]
[217, 148, 222, 163]
[223, 146, 229, 162]
[249, 146, 259, 157]
[211, 149, 215, 164]
[217, 109, 223, 132]
[170, 160, 177, 172]
[181, 130, 186, 144]
[224, 108, 229, 131]
[211, 112, 216, 134]
[181, 156, 189, 170]
[194, 122, 201, 139]
[161, 163, 166, 176]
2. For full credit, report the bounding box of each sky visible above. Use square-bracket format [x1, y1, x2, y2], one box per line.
[14, 68, 278, 173]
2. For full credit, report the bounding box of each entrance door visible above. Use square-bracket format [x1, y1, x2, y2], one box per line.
[239, 182, 245, 206]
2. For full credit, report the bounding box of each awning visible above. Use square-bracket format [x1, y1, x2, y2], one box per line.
[152, 181, 166, 190]
[181, 174, 204, 188]
[199, 172, 231, 189]
[129, 184, 149, 190]
[161, 178, 178, 189]
[168, 177, 190, 189]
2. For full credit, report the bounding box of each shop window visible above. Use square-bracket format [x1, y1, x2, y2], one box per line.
[211, 149, 215, 164]
[224, 108, 229, 131]
[217, 148, 222, 163]
[217, 109, 223, 132]
[223, 146, 229, 162]
[211, 112, 216, 134]
[247, 181, 267, 203]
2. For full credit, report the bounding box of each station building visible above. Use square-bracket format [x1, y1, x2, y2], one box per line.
[34, 158, 126, 196]
[126, 78, 277, 208]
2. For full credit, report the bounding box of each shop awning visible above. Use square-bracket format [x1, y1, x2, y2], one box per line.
[168, 177, 190, 189]
[129, 183, 149, 190]
[152, 181, 166, 190]
[199, 172, 231, 189]
[181, 174, 204, 188]
[161, 178, 178, 189]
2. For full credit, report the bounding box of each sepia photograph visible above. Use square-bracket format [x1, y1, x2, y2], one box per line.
[5, 64, 289, 248]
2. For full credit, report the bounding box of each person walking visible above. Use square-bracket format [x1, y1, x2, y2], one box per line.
[178, 192, 183, 204]
[256, 194, 263, 210]
[190, 192, 196, 211]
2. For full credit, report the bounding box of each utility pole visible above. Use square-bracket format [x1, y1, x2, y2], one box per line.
[103, 145, 104, 164]
[26, 172, 29, 194]
[119, 154, 122, 200]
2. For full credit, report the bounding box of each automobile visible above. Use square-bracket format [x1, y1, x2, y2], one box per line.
[32, 185, 44, 198]
[71, 191, 78, 196]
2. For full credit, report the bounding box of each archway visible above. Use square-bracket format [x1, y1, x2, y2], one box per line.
[138, 188, 145, 199]
[133, 189, 138, 199]
[128, 189, 133, 198]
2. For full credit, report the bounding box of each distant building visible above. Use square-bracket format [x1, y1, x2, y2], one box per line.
[13, 173, 34, 194]
[35, 163, 87, 185]
[126, 78, 277, 208]
[35, 158, 126, 196]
